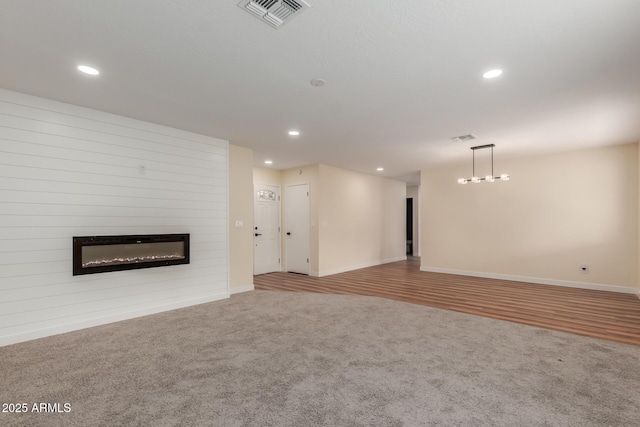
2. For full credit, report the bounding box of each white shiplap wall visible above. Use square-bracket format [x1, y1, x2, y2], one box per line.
[0, 88, 228, 346]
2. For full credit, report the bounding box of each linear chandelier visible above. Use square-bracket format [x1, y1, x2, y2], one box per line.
[457, 144, 509, 184]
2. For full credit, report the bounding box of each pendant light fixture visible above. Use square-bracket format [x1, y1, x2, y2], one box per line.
[457, 144, 509, 184]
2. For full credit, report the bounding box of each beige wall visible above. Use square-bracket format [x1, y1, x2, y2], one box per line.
[407, 185, 420, 256]
[228, 145, 254, 293]
[254, 166, 282, 185]
[317, 165, 406, 276]
[421, 143, 639, 290]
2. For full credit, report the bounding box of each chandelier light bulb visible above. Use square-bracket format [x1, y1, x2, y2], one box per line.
[485, 175, 495, 182]
[471, 176, 481, 183]
[500, 174, 510, 181]
[458, 178, 468, 184]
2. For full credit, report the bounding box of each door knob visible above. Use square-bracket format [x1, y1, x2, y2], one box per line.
[255, 233, 262, 237]
[286, 232, 291, 236]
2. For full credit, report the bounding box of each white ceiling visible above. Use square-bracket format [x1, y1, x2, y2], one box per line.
[1, 1, 639, 185]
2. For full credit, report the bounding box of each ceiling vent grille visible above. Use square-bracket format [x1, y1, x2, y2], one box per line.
[452, 134, 477, 142]
[238, 0, 311, 29]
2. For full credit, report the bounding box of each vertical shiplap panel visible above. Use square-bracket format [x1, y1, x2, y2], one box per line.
[0, 89, 228, 346]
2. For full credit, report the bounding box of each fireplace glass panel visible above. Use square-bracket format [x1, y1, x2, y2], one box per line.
[82, 242, 185, 268]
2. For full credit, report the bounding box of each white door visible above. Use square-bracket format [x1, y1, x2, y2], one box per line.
[254, 184, 281, 275]
[286, 183, 309, 274]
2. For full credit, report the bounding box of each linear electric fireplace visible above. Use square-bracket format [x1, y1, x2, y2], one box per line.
[73, 234, 190, 275]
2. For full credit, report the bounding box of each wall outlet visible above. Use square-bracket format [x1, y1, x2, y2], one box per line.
[580, 264, 589, 274]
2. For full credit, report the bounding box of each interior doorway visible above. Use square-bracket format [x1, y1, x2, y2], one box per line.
[253, 183, 281, 275]
[406, 198, 413, 256]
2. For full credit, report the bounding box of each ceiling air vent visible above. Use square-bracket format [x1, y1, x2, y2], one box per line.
[452, 134, 477, 143]
[238, 0, 311, 29]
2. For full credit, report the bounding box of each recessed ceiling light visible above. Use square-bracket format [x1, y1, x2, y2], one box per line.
[264, 160, 273, 165]
[77, 65, 100, 75]
[482, 69, 503, 79]
[288, 130, 300, 136]
[377, 167, 384, 172]
[310, 79, 326, 87]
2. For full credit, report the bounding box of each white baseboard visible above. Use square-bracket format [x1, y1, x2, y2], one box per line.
[230, 283, 255, 295]
[317, 256, 407, 277]
[420, 266, 637, 294]
[0, 292, 229, 348]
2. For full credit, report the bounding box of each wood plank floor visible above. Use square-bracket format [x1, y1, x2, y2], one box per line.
[254, 257, 640, 346]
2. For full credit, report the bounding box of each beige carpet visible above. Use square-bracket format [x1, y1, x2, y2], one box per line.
[1, 290, 639, 426]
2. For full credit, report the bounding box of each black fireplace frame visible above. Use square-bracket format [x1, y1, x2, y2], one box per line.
[73, 234, 190, 276]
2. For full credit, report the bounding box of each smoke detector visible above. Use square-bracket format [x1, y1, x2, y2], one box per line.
[452, 134, 477, 142]
[238, 0, 312, 29]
